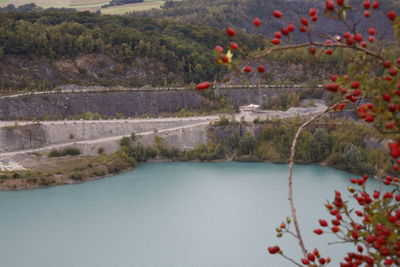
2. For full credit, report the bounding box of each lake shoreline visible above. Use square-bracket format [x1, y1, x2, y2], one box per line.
[0, 155, 359, 191]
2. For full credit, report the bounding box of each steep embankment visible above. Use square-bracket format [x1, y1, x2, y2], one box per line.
[0, 85, 316, 120]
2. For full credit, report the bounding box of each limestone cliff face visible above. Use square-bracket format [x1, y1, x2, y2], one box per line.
[0, 86, 316, 120]
[0, 90, 206, 120]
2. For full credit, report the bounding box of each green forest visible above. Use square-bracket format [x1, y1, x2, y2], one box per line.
[0, 9, 264, 85]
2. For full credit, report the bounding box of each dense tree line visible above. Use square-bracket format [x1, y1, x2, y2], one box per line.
[0, 9, 265, 85]
[131, 0, 400, 41]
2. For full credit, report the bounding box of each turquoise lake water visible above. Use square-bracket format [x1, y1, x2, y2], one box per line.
[0, 162, 385, 267]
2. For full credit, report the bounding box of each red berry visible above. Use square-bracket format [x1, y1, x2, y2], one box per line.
[267, 246, 280, 254]
[214, 45, 223, 53]
[274, 32, 282, 39]
[314, 229, 323, 235]
[326, 0, 335, 11]
[332, 226, 340, 233]
[287, 24, 295, 32]
[363, 1, 371, 9]
[230, 42, 239, 50]
[350, 81, 360, 89]
[383, 93, 392, 102]
[355, 33, 363, 42]
[308, 47, 316, 54]
[360, 41, 367, 48]
[226, 28, 236, 37]
[243, 66, 252, 73]
[388, 104, 397, 112]
[325, 49, 333, 55]
[301, 258, 310, 265]
[383, 60, 392, 68]
[352, 231, 359, 239]
[373, 191, 380, 199]
[309, 8, 317, 17]
[257, 65, 266, 73]
[353, 90, 361, 96]
[388, 10, 397, 21]
[281, 27, 289, 36]
[311, 15, 318, 22]
[372, 1, 379, 9]
[196, 82, 211, 90]
[271, 38, 280, 45]
[319, 219, 328, 227]
[368, 35, 375, 43]
[365, 115, 374, 123]
[308, 253, 316, 262]
[336, 0, 344, 6]
[319, 258, 326, 265]
[301, 17, 309, 26]
[222, 56, 229, 63]
[253, 18, 261, 27]
[364, 10, 371, 17]
[299, 26, 307, 32]
[272, 10, 283, 18]
[389, 69, 398, 76]
[368, 27, 376, 35]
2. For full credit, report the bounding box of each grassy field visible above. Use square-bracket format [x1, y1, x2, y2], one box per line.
[101, 0, 164, 15]
[0, 0, 167, 13]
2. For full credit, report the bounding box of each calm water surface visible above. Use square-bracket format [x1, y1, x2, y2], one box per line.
[0, 162, 385, 267]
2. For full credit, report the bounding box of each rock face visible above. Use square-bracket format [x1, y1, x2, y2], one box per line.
[0, 90, 207, 120]
[0, 85, 319, 120]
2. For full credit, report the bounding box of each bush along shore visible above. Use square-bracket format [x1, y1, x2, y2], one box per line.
[0, 118, 392, 190]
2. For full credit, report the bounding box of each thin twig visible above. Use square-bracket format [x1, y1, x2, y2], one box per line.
[287, 105, 332, 257]
[280, 253, 303, 267]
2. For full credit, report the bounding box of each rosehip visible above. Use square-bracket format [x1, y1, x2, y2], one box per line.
[389, 69, 398, 76]
[230, 42, 239, 50]
[309, 8, 317, 17]
[267, 246, 280, 254]
[274, 32, 282, 39]
[363, 1, 371, 9]
[253, 17, 261, 27]
[196, 82, 211, 90]
[353, 90, 361, 96]
[314, 229, 323, 235]
[372, 1, 379, 9]
[319, 219, 328, 227]
[326, 0, 335, 11]
[350, 81, 360, 89]
[256, 65, 266, 73]
[222, 56, 229, 63]
[272, 10, 283, 18]
[299, 26, 307, 32]
[368, 27, 376, 35]
[311, 16, 318, 22]
[287, 24, 295, 32]
[271, 38, 280, 45]
[382, 93, 392, 102]
[336, 0, 344, 6]
[388, 10, 397, 21]
[332, 226, 340, 233]
[368, 35, 375, 43]
[301, 17, 309, 26]
[226, 28, 236, 37]
[383, 60, 392, 68]
[301, 258, 310, 265]
[325, 49, 333, 55]
[307, 253, 316, 262]
[364, 10, 371, 17]
[214, 45, 223, 52]
[243, 66, 252, 73]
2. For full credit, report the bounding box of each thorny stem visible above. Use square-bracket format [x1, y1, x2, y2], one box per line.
[280, 253, 303, 267]
[288, 105, 332, 257]
[256, 41, 385, 62]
